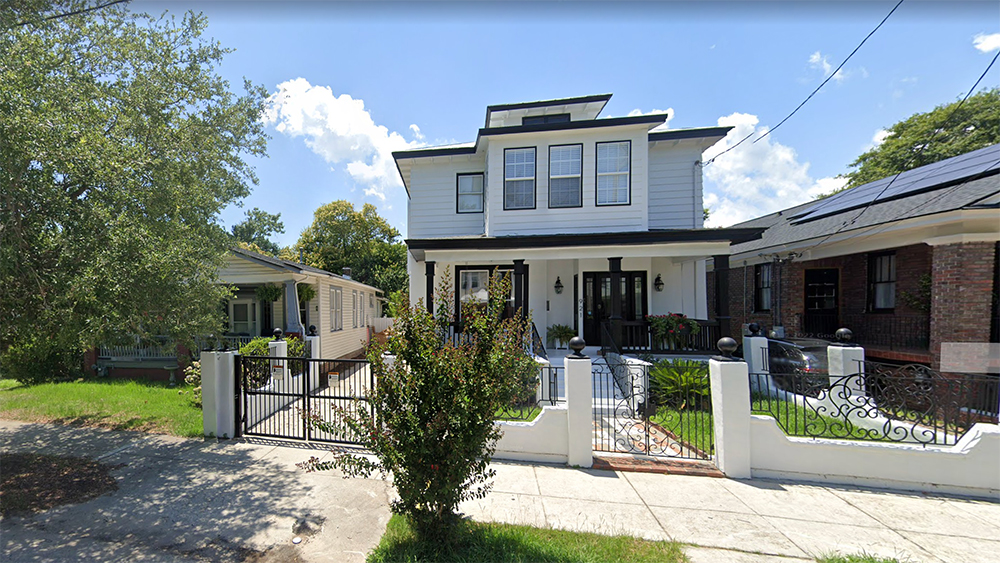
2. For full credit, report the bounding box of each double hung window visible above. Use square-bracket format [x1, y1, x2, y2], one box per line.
[457, 173, 484, 213]
[504, 148, 536, 209]
[755, 264, 772, 312]
[596, 141, 630, 205]
[330, 287, 343, 331]
[549, 144, 582, 208]
[352, 290, 359, 328]
[869, 253, 896, 311]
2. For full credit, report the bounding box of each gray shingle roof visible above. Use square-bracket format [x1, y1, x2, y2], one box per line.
[229, 247, 381, 292]
[728, 147, 1000, 256]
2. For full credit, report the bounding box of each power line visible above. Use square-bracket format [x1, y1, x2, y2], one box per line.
[790, 49, 1000, 257]
[704, 0, 905, 167]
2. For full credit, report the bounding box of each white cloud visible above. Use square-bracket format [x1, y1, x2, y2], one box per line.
[973, 32, 1000, 53]
[868, 129, 891, 151]
[628, 107, 674, 131]
[702, 112, 847, 227]
[262, 78, 423, 201]
[808, 51, 846, 83]
[409, 124, 425, 141]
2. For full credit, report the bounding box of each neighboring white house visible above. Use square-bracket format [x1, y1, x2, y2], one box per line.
[393, 93, 763, 349]
[219, 247, 382, 359]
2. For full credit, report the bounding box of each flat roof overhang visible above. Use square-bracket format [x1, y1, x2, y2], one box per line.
[406, 228, 764, 262]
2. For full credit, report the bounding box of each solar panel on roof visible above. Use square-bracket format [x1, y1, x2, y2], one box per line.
[790, 144, 1000, 224]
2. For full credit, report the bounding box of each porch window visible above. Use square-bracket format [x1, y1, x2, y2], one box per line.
[229, 300, 257, 335]
[755, 264, 772, 312]
[549, 144, 582, 208]
[330, 286, 343, 331]
[458, 268, 514, 319]
[596, 141, 630, 205]
[504, 147, 536, 210]
[456, 173, 484, 213]
[869, 253, 896, 311]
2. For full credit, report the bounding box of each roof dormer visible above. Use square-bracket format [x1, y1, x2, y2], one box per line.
[484, 93, 612, 128]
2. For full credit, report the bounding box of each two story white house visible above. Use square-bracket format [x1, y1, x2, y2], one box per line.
[393, 94, 762, 352]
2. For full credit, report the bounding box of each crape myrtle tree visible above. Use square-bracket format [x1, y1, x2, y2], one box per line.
[0, 2, 268, 382]
[299, 272, 539, 541]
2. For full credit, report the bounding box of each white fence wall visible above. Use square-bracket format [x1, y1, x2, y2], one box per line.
[372, 317, 395, 333]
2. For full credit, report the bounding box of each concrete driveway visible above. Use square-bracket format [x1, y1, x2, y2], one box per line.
[0, 421, 391, 563]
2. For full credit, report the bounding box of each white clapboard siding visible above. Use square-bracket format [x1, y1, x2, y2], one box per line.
[647, 144, 702, 229]
[407, 156, 486, 239]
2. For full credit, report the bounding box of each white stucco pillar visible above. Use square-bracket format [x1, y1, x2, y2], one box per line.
[709, 357, 752, 479]
[305, 334, 321, 391]
[201, 351, 236, 439]
[268, 338, 288, 382]
[565, 353, 593, 468]
[743, 335, 769, 393]
[828, 343, 866, 395]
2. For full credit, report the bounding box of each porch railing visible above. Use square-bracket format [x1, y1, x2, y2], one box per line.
[608, 319, 720, 355]
[99, 336, 174, 359]
[792, 313, 930, 351]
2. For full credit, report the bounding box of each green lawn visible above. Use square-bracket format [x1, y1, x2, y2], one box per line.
[495, 405, 541, 422]
[0, 378, 203, 437]
[367, 514, 686, 563]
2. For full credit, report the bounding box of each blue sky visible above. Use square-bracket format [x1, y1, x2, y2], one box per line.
[139, 1, 999, 247]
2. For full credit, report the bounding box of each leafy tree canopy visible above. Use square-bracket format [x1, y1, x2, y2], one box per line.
[0, 1, 268, 379]
[295, 201, 408, 296]
[231, 208, 284, 256]
[836, 88, 1000, 193]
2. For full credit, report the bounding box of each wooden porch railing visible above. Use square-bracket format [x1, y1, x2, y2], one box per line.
[607, 319, 721, 354]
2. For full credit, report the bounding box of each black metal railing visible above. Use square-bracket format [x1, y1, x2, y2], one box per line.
[608, 319, 720, 354]
[237, 354, 371, 445]
[531, 323, 548, 360]
[496, 365, 563, 422]
[750, 361, 998, 445]
[593, 350, 713, 460]
[795, 313, 930, 351]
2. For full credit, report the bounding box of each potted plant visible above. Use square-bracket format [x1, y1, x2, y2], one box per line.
[647, 313, 701, 350]
[547, 324, 576, 349]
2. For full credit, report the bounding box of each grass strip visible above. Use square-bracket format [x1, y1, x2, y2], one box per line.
[367, 513, 686, 563]
[0, 378, 203, 437]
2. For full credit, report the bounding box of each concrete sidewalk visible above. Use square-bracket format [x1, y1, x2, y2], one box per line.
[3, 421, 998, 563]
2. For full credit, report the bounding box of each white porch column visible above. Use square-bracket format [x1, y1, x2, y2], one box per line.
[284, 280, 301, 334]
[565, 349, 593, 468]
[709, 351, 752, 479]
[201, 351, 236, 439]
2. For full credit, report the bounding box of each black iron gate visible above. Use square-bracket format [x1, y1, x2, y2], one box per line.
[235, 354, 371, 445]
[593, 350, 714, 460]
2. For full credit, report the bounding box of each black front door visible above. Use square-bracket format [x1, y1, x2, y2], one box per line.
[582, 271, 647, 344]
[803, 269, 838, 339]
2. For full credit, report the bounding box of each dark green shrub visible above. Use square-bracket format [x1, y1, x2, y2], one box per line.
[238, 336, 306, 388]
[649, 358, 710, 410]
[0, 336, 83, 385]
[299, 271, 538, 542]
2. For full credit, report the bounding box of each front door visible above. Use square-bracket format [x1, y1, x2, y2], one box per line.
[582, 271, 647, 344]
[803, 269, 838, 339]
[229, 299, 258, 336]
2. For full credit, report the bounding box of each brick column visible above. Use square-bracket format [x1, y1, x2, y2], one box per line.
[929, 242, 996, 369]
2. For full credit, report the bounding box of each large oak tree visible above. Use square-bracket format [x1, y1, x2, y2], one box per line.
[0, 2, 268, 380]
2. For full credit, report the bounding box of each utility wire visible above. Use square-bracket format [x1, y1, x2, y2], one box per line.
[704, 0, 905, 167]
[789, 48, 1000, 257]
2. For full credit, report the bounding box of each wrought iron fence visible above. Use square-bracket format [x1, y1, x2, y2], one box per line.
[496, 365, 564, 422]
[750, 361, 998, 446]
[593, 335, 713, 460]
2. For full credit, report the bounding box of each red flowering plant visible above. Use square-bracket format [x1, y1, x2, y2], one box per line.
[647, 312, 701, 349]
[298, 271, 537, 541]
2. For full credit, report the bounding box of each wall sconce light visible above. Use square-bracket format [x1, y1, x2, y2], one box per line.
[553, 277, 564, 294]
[654, 274, 664, 292]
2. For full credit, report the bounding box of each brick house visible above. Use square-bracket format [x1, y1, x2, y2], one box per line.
[707, 144, 1000, 369]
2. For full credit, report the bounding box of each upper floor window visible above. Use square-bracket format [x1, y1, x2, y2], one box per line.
[755, 264, 772, 312]
[869, 253, 896, 311]
[456, 173, 484, 213]
[549, 144, 582, 208]
[596, 141, 630, 206]
[504, 147, 536, 210]
[522, 113, 570, 126]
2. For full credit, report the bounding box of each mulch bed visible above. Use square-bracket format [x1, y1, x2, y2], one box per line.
[1, 452, 120, 517]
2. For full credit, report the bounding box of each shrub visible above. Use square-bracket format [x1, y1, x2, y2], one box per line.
[238, 336, 306, 389]
[0, 336, 83, 385]
[299, 271, 538, 542]
[183, 361, 201, 405]
[650, 358, 710, 410]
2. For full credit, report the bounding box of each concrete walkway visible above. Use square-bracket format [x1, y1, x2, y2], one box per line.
[3, 421, 998, 563]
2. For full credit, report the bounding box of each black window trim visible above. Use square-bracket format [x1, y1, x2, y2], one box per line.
[522, 113, 571, 126]
[754, 263, 772, 313]
[503, 146, 537, 211]
[595, 139, 632, 207]
[868, 251, 897, 313]
[455, 172, 485, 214]
[548, 143, 584, 209]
